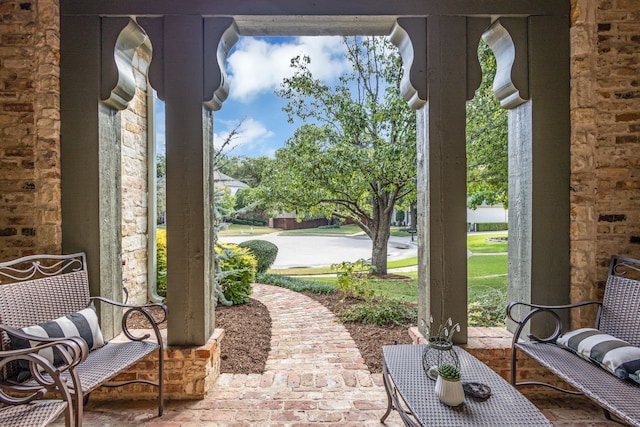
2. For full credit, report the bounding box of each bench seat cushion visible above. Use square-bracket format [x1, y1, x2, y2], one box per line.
[517, 340, 640, 426]
[0, 400, 68, 427]
[556, 328, 640, 383]
[22, 340, 159, 393]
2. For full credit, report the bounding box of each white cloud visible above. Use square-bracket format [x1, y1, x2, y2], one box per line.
[214, 117, 275, 154]
[226, 36, 350, 103]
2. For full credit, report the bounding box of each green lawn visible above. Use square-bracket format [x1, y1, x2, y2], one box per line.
[279, 224, 362, 236]
[467, 254, 508, 277]
[218, 224, 278, 236]
[467, 232, 508, 253]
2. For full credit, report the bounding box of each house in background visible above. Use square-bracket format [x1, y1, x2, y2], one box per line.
[213, 170, 249, 195]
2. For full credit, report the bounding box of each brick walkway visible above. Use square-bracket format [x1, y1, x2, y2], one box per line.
[54, 283, 623, 426]
[65, 284, 403, 426]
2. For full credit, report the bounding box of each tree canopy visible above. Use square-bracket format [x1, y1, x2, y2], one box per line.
[466, 41, 508, 209]
[261, 36, 416, 275]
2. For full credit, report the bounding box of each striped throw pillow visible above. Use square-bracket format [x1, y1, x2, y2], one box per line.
[557, 328, 640, 384]
[10, 306, 105, 369]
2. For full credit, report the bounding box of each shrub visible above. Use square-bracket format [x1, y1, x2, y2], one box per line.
[468, 288, 507, 327]
[231, 218, 268, 226]
[256, 273, 336, 294]
[156, 229, 167, 297]
[339, 298, 418, 326]
[238, 240, 278, 273]
[216, 243, 257, 305]
[332, 259, 375, 301]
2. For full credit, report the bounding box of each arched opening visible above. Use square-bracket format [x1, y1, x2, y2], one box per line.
[59, 3, 570, 349]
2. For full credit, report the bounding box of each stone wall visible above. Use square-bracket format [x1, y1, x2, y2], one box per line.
[120, 47, 151, 305]
[0, 0, 61, 260]
[570, 0, 640, 327]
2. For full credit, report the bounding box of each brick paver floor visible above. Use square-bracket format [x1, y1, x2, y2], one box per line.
[57, 284, 403, 426]
[52, 283, 623, 426]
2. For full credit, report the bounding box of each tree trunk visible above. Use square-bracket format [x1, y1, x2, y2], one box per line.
[371, 212, 392, 276]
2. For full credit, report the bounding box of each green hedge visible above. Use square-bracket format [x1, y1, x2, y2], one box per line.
[468, 222, 508, 232]
[238, 240, 278, 273]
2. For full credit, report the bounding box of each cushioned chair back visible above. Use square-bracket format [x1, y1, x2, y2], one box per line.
[599, 257, 640, 347]
[0, 254, 90, 380]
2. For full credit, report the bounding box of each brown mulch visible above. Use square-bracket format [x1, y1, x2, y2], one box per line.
[127, 289, 415, 375]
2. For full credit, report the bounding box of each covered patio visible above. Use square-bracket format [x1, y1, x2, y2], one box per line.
[51, 284, 619, 426]
[1, 0, 639, 425]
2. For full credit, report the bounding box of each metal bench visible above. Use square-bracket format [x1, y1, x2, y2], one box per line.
[508, 255, 640, 426]
[0, 253, 166, 427]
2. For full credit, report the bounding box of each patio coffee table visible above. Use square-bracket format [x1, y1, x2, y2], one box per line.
[381, 344, 552, 426]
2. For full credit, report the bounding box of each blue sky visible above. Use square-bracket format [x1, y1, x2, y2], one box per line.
[156, 36, 352, 158]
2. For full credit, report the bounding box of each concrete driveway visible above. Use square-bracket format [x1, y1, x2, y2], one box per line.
[219, 233, 417, 269]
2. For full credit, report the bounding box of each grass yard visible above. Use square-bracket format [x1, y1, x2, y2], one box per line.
[467, 232, 508, 253]
[218, 224, 278, 236]
[467, 254, 508, 278]
[279, 224, 362, 236]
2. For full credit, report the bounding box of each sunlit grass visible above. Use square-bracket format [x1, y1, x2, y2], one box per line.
[467, 232, 508, 253]
[467, 254, 508, 277]
[279, 224, 362, 236]
[218, 224, 278, 236]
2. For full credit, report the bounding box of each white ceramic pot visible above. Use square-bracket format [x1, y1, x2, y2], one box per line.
[435, 375, 465, 406]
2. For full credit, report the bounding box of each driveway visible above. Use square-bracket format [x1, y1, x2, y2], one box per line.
[219, 233, 417, 269]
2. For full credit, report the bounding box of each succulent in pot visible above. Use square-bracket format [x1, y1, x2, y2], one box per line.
[437, 364, 461, 381]
[435, 363, 464, 406]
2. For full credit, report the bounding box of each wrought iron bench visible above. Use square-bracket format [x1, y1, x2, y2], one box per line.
[0, 253, 167, 427]
[0, 337, 86, 426]
[508, 255, 640, 426]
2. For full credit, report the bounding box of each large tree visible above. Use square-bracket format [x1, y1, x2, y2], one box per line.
[261, 36, 416, 275]
[466, 41, 508, 209]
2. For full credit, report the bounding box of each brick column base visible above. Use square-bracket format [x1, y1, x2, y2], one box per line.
[91, 328, 224, 401]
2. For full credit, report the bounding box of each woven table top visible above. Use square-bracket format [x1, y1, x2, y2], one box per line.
[382, 344, 552, 426]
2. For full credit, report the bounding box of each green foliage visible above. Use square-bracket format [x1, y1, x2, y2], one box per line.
[256, 273, 336, 294]
[156, 228, 167, 297]
[438, 364, 461, 380]
[261, 36, 416, 275]
[468, 287, 507, 327]
[467, 41, 508, 209]
[475, 222, 508, 232]
[238, 240, 279, 273]
[216, 243, 257, 305]
[231, 218, 268, 226]
[338, 298, 417, 326]
[331, 259, 375, 301]
[217, 156, 272, 188]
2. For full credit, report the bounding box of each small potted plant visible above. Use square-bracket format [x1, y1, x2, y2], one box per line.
[435, 363, 465, 406]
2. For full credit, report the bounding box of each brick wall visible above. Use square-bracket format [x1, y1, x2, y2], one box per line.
[570, 0, 640, 327]
[0, 0, 61, 260]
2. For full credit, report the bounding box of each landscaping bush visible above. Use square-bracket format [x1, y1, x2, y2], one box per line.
[231, 217, 268, 226]
[238, 240, 278, 273]
[471, 222, 508, 232]
[339, 297, 418, 326]
[256, 273, 336, 294]
[468, 287, 507, 327]
[216, 243, 257, 305]
[156, 228, 167, 297]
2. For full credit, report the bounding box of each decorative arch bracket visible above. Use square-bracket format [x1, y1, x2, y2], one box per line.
[390, 18, 427, 110]
[390, 17, 491, 109]
[203, 18, 239, 111]
[100, 18, 149, 111]
[482, 18, 529, 109]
